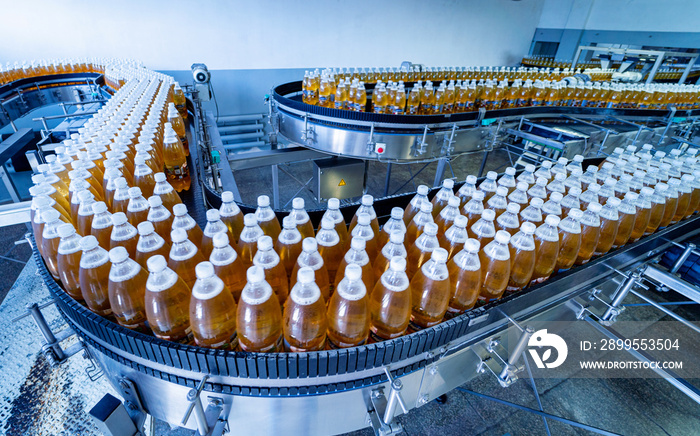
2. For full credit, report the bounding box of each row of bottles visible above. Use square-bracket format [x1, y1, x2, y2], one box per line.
[305, 76, 700, 113]
[0, 58, 106, 85]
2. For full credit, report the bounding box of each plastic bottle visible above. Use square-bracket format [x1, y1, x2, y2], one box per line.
[190, 261, 238, 349]
[283, 266, 327, 351]
[126, 187, 149, 228]
[252, 235, 289, 305]
[133, 156, 155, 199]
[580, 166, 598, 191]
[520, 197, 544, 227]
[441, 215, 469, 260]
[369, 257, 411, 341]
[37, 163, 70, 199]
[290, 237, 329, 301]
[469, 208, 496, 248]
[349, 195, 380, 237]
[579, 184, 601, 211]
[530, 215, 561, 284]
[546, 173, 567, 200]
[629, 187, 652, 243]
[560, 187, 582, 217]
[153, 172, 182, 212]
[203, 209, 234, 258]
[508, 182, 530, 207]
[477, 230, 512, 303]
[409, 247, 451, 330]
[659, 179, 680, 227]
[144, 255, 192, 343]
[275, 215, 303, 277]
[135, 221, 170, 270]
[431, 179, 455, 217]
[542, 192, 563, 216]
[322, 198, 349, 247]
[374, 231, 407, 279]
[79, 235, 112, 316]
[528, 177, 549, 202]
[108, 246, 149, 331]
[507, 222, 536, 293]
[405, 201, 434, 247]
[495, 203, 521, 236]
[327, 263, 370, 347]
[255, 195, 281, 240]
[435, 196, 461, 238]
[335, 237, 375, 294]
[282, 198, 313, 240]
[462, 190, 485, 229]
[238, 213, 264, 269]
[575, 202, 601, 265]
[146, 196, 173, 244]
[109, 212, 138, 258]
[90, 201, 113, 249]
[111, 178, 131, 215]
[349, 213, 379, 264]
[170, 204, 202, 248]
[551, 157, 569, 178]
[76, 190, 97, 236]
[316, 217, 344, 285]
[41, 209, 63, 279]
[378, 208, 406, 249]
[683, 174, 700, 218]
[517, 164, 537, 186]
[404, 185, 430, 224]
[594, 198, 620, 256]
[498, 167, 517, 194]
[209, 232, 246, 302]
[168, 228, 207, 290]
[167, 106, 189, 153]
[162, 128, 191, 192]
[56, 223, 83, 300]
[406, 222, 440, 279]
[478, 171, 499, 201]
[457, 175, 478, 207]
[555, 209, 583, 271]
[446, 238, 482, 314]
[487, 186, 509, 218]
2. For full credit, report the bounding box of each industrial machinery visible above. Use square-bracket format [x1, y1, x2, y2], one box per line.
[7, 64, 700, 436]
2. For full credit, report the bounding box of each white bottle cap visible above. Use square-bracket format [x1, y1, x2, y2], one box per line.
[302, 237, 317, 252]
[557, 157, 568, 165]
[206, 209, 220, 221]
[243, 213, 257, 226]
[542, 161, 553, 169]
[495, 186, 508, 196]
[92, 201, 108, 214]
[43, 208, 61, 223]
[482, 209, 496, 221]
[78, 190, 94, 203]
[389, 256, 407, 272]
[431, 247, 448, 262]
[466, 175, 477, 184]
[625, 192, 639, 201]
[320, 217, 334, 229]
[487, 171, 497, 180]
[173, 204, 187, 216]
[111, 212, 128, 226]
[148, 196, 163, 208]
[530, 198, 544, 207]
[506, 203, 520, 214]
[417, 185, 429, 196]
[257, 195, 270, 207]
[328, 198, 340, 209]
[516, 182, 528, 191]
[297, 266, 315, 284]
[447, 196, 460, 207]
[573, 155, 584, 163]
[424, 222, 438, 236]
[195, 261, 215, 279]
[258, 235, 273, 250]
[128, 187, 143, 198]
[146, 254, 166, 273]
[464, 238, 480, 252]
[293, 197, 305, 209]
[494, 230, 511, 245]
[554, 173, 566, 181]
[641, 187, 654, 196]
[569, 187, 582, 196]
[57, 223, 76, 238]
[137, 221, 154, 235]
[588, 202, 602, 213]
[614, 147, 624, 154]
[246, 265, 265, 283]
[536, 177, 548, 186]
[154, 172, 166, 183]
[454, 215, 468, 227]
[569, 209, 583, 219]
[544, 215, 561, 226]
[221, 191, 234, 203]
[607, 197, 621, 207]
[361, 194, 374, 206]
[525, 164, 536, 173]
[171, 228, 188, 243]
[115, 178, 128, 189]
[681, 174, 695, 183]
[668, 178, 681, 187]
[79, 235, 99, 251]
[472, 191, 485, 200]
[344, 263, 362, 280]
[213, 232, 229, 248]
[390, 207, 403, 219]
[109, 246, 129, 263]
[350, 237, 366, 250]
[586, 165, 599, 173]
[358, 213, 371, 226]
[443, 179, 454, 189]
[520, 221, 536, 234]
[550, 192, 564, 202]
[505, 167, 516, 176]
[602, 162, 615, 170]
[389, 231, 405, 244]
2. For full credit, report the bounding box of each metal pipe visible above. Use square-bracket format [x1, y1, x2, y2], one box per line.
[670, 243, 696, 274]
[27, 302, 65, 360]
[629, 289, 700, 335]
[498, 325, 533, 381]
[642, 265, 700, 304]
[222, 141, 265, 151]
[382, 379, 402, 424]
[602, 272, 640, 321]
[192, 397, 209, 436]
[217, 113, 264, 123]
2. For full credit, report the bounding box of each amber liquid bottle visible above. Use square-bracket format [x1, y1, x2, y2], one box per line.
[369, 257, 411, 341]
[283, 267, 327, 352]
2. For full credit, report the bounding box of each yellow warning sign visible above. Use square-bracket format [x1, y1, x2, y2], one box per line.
[338, 179, 346, 187]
